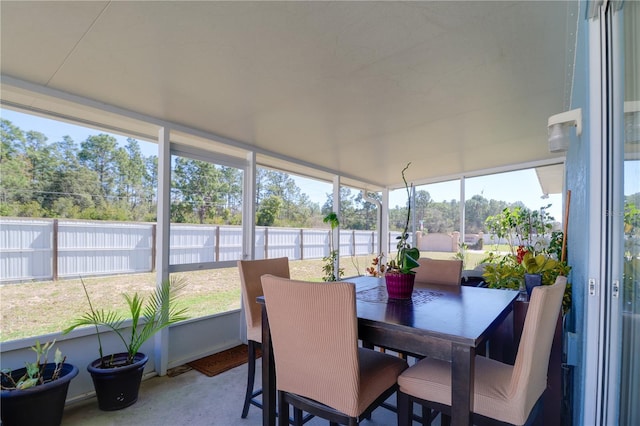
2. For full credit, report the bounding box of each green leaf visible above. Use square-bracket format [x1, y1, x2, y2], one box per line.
[54, 348, 63, 365]
[404, 248, 420, 268]
[16, 377, 38, 390]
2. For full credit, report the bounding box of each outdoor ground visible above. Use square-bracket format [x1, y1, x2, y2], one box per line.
[0, 251, 486, 342]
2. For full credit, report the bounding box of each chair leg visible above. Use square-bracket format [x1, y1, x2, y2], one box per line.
[293, 407, 303, 426]
[278, 391, 290, 426]
[440, 412, 451, 426]
[241, 340, 258, 418]
[397, 391, 411, 426]
[421, 406, 432, 426]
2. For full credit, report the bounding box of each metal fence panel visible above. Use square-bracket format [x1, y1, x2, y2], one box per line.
[0, 218, 52, 282]
[302, 229, 328, 259]
[265, 227, 300, 260]
[354, 231, 377, 255]
[0, 218, 382, 282]
[339, 231, 353, 256]
[337, 230, 379, 256]
[254, 227, 267, 260]
[217, 226, 243, 261]
[57, 221, 153, 278]
[169, 224, 216, 265]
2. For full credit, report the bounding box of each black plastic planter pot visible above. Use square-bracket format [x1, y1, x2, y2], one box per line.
[1, 363, 79, 426]
[524, 273, 543, 298]
[87, 352, 148, 411]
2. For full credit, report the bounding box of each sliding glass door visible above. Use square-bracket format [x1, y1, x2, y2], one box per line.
[618, 2, 639, 425]
[590, 2, 639, 425]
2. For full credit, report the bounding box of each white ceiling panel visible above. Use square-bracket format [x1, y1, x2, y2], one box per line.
[1, 1, 577, 188]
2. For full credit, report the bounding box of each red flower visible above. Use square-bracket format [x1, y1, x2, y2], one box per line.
[516, 246, 528, 264]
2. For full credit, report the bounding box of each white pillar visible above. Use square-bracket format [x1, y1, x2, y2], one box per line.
[154, 126, 171, 376]
[460, 176, 466, 248]
[243, 151, 256, 261]
[333, 175, 341, 280]
[239, 151, 256, 342]
[381, 188, 390, 264]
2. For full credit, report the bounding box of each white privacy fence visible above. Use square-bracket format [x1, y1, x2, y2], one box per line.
[0, 218, 390, 283]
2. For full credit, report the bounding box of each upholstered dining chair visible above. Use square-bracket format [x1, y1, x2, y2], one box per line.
[414, 258, 463, 286]
[397, 275, 567, 426]
[261, 275, 408, 426]
[237, 257, 290, 418]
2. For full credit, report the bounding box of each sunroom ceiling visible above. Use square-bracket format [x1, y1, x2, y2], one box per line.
[0, 1, 576, 189]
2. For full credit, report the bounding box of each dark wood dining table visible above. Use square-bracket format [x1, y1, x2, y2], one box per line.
[259, 275, 519, 426]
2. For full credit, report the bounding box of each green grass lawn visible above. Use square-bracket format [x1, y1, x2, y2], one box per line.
[0, 251, 500, 342]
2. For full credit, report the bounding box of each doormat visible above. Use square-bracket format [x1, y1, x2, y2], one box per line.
[188, 344, 261, 377]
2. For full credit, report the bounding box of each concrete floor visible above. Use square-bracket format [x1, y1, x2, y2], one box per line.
[61, 361, 428, 426]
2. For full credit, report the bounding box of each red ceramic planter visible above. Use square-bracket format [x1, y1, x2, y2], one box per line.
[384, 272, 415, 299]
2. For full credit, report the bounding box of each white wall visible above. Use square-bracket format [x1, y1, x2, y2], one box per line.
[0, 311, 242, 403]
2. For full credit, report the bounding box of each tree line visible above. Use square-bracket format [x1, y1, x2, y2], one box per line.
[1, 117, 559, 233]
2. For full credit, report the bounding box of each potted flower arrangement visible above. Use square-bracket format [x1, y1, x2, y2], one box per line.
[63, 277, 188, 411]
[1, 340, 78, 426]
[482, 206, 571, 313]
[384, 163, 421, 299]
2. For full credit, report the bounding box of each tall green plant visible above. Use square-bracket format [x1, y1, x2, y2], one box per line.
[484, 204, 555, 256]
[387, 163, 420, 274]
[322, 212, 344, 281]
[63, 277, 188, 366]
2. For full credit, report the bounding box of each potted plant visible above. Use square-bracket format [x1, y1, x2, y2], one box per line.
[385, 163, 421, 299]
[482, 206, 572, 313]
[322, 212, 344, 281]
[1, 340, 78, 426]
[63, 277, 188, 411]
[521, 250, 560, 296]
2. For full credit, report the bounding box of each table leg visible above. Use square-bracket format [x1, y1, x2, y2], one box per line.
[451, 343, 475, 426]
[262, 304, 276, 426]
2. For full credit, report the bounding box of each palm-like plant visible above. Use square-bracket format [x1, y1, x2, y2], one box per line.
[64, 277, 188, 367]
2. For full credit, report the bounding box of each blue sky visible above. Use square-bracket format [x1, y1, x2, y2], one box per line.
[2, 107, 568, 219]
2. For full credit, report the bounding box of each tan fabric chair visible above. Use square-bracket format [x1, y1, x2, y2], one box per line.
[414, 258, 463, 286]
[261, 275, 408, 426]
[397, 275, 567, 426]
[237, 257, 290, 418]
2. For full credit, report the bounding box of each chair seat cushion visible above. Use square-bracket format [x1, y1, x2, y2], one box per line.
[398, 355, 534, 425]
[357, 347, 408, 414]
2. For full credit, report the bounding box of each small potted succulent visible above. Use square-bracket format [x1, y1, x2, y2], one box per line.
[63, 277, 188, 411]
[1, 340, 78, 426]
[385, 163, 421, 299]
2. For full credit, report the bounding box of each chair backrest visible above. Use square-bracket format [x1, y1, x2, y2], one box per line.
[508, 275, 567, 417]
[414, 258, 463, 286]
[261, 275, 360, 416]
[237, 257, 290, 342]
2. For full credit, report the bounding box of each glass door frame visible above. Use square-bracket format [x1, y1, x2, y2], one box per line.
[583, 2, 626, 424]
